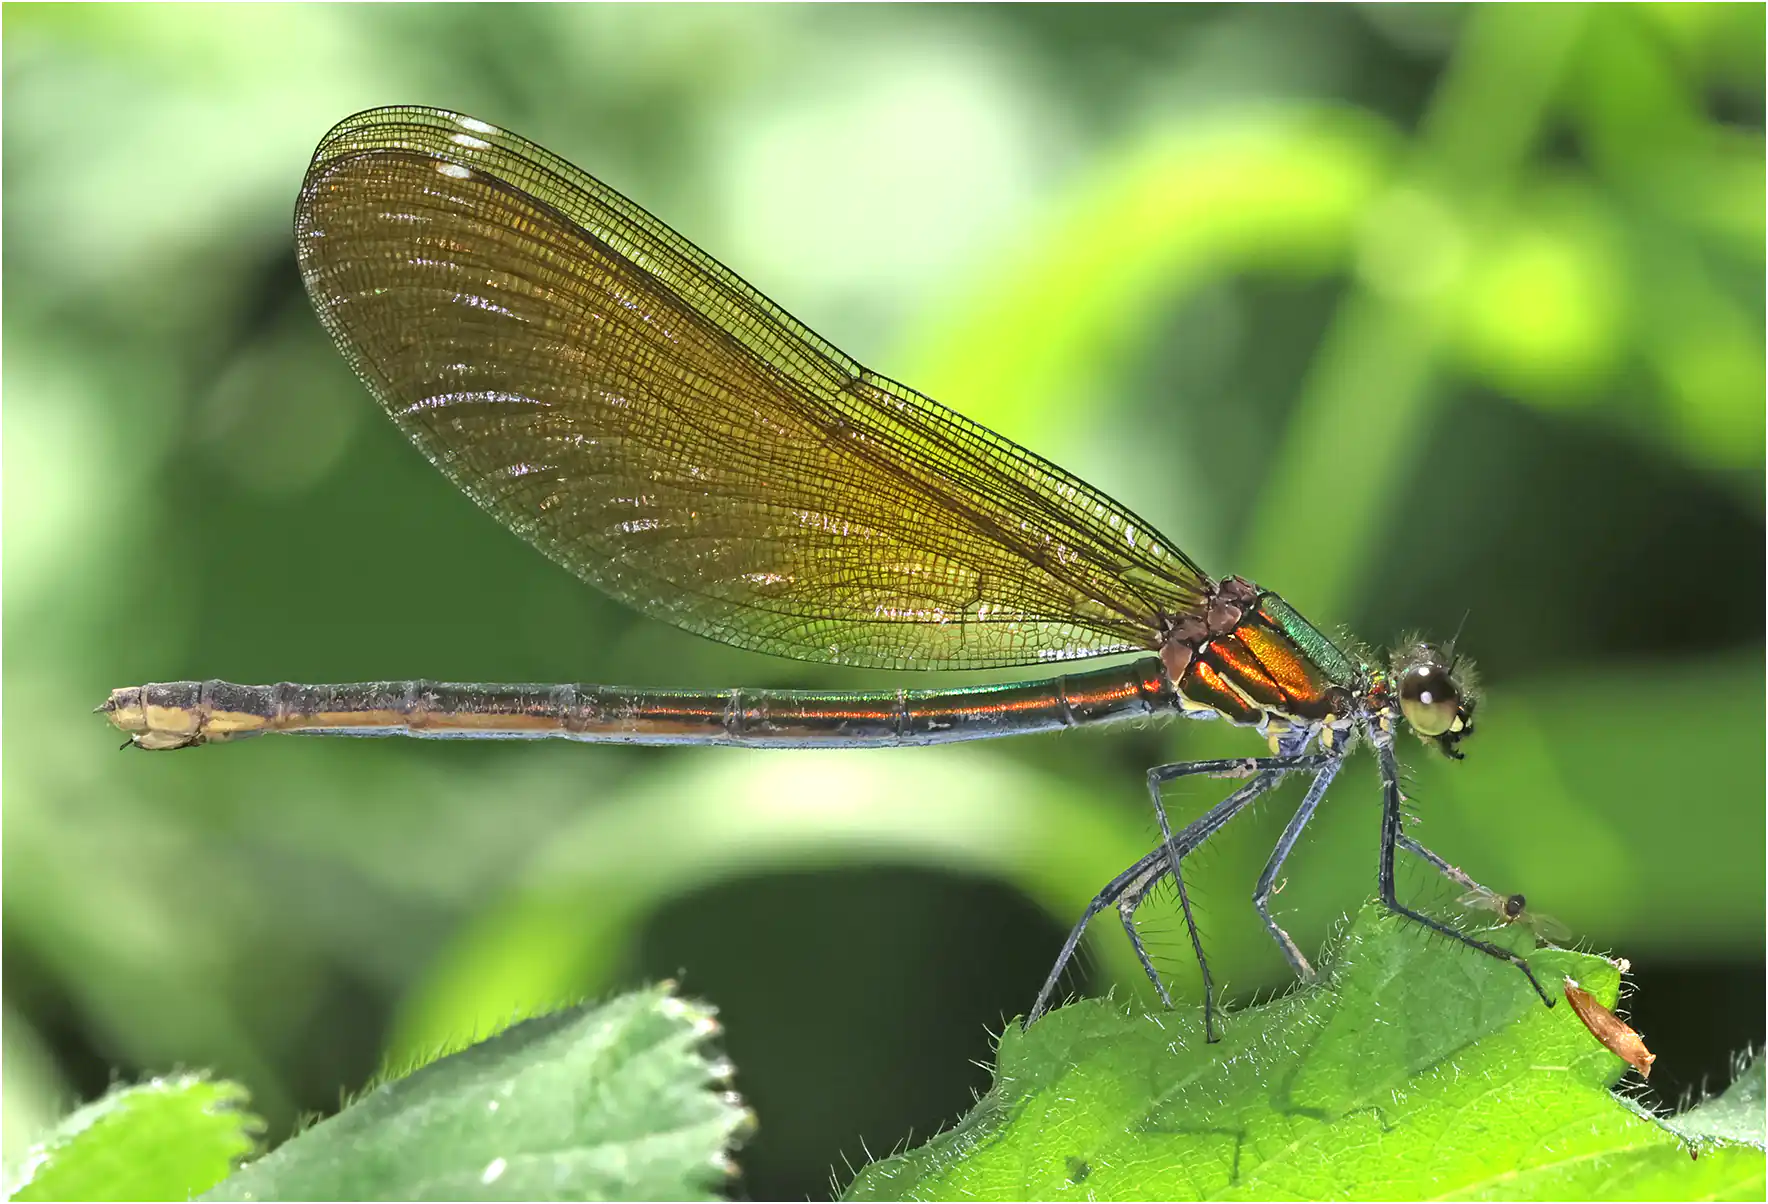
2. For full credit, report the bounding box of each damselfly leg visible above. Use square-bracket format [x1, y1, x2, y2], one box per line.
[1029, 751, 1335, 1037]
[1034, 739, 1553, 1036]
[1409, 838, 1573, 945]
[1028, 848, 1170, 1027]
[1251, 758, 1343, 981]
[1374, 738, 1555, 1008]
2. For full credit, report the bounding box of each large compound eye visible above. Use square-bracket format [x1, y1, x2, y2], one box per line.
[1399, 663, 1460, 737]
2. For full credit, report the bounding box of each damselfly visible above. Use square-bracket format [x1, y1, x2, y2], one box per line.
[102, 106, 1553, 1038]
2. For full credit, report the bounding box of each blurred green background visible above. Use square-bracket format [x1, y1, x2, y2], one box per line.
[4, 4, 1762, 1198]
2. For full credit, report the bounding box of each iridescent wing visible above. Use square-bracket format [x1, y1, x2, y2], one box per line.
[295, 106, 1209, 670]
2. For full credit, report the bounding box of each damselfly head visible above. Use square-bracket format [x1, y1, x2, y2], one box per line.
[1392, 643, 1478, 759]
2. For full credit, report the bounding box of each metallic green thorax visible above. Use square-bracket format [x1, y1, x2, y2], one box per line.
[1256, 593, 1366, 689]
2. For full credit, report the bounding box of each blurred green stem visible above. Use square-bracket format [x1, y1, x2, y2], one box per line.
[1238, 4, 1587, 616]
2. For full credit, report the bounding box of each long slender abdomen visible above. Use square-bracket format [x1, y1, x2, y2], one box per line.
[100, 659, 1177, 750]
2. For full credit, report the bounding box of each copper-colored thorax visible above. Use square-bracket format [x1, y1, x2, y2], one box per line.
[1159, 575, 1257, 681]
[1160, 576, 1345, 730]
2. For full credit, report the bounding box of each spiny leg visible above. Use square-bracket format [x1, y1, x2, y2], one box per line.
[1147, 753, 1337, 883]
[1396, 831, 1509, 901]
[1397, 830, 1571, 942]
[1144, 753, 1334, 1040]
[1026, 848, 1166, 1027]
[1027, 753, 1335, 1030]
[1373, 739, 1554, 1008]
[1027, 778, 1268, 1032]
[1397, 832, 1516, 922]
[1250, 759, 1344, 981]
[1169, 854, 1216, 1039]
[1116, 887, 1173, 1013]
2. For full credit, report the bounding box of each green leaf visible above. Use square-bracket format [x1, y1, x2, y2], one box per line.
[845, 902, 1767, 1201]
[6, 1074, 259, 1202]
[206, 986, 750, 1202]
[1658, 1055, 1766, 1152]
